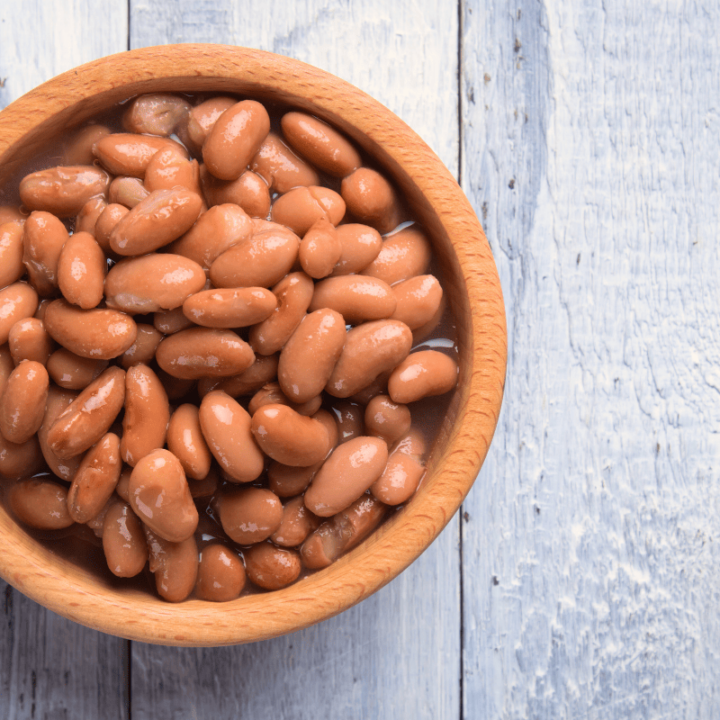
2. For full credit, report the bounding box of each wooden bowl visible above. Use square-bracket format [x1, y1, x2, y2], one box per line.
[0, 45, 506, 646]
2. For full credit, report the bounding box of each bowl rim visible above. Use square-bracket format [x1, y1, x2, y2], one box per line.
[0, 44, 507, 646]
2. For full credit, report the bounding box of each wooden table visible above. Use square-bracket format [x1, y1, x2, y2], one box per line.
[2, 1, 718, 717]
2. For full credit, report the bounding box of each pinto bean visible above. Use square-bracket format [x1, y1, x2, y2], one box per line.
[115, 466, 132, 503]
[22, 211, 69, 295]
[0, 283, 38, 345]
[331, 223, 383, 276]
[0, 345, 11, 397]
[75, 196, 107, 234]
[364, 395, 411, 446]
[197, 352, 279, 399]
[108, 176, 149, 209]
[370, 449, 424, 506]
[248, 382, 321, 417]
[196, 544, 246, 602]
[250, 132, 319, 193]
[38, 386, 84, 481]
[19, 166, 110, 218]
[102, 500, 148, 577]
[0, 433, 44, 480]
[62, 124, 110, 166]
[390, 274, 443, 330]
[271, 186, 345, 237]
[199, 166, 271, 218]
[267, 462, 317, 498]
[341, 167, 401, 234]
[122, 93, 191, 137]
[47, 348, 107, 390]
[9, 476, 74, 530]
[153, 307, 194, 335]
[166, 403, 212, 480]
[93, 133, 186, 178]
[57, 231, 106, 309]
[187, 97, 237, 147]
[155, 369, 195, 401]
[361, 226, 432, 285]
[8, 317, 53, 365]
[310, 276, 396, 324]
[187, 465, 218, 499]
[145, 528, 198, 602]
[217, 486, 283, 545]
[94, 203, 129, 254]
[183, 287, 276, 328]
[0, 221, 26, 289]
[244, 542, 301, 590]
[118, 324, 163, 369]
[0, 361, 49, 443]
[328, 400, 365, 444]
[271, 496, 321, 548]
[388, 350, 459, 404]
[144, 147, 202, 195]
[0, 207, 25, 225]
[298, 218, 342, 279]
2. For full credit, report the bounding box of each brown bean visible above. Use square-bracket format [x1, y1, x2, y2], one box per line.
[19, 166, 110, 218]
[122, 93, 191, 137]
[350, 371, 391, 405]
[0, 345, 11, 396]
[108, 176, 149, 208]
[304, 436, 388, 516]
[0, 360, 49, 443]
[388, 350, 458, 404]
[200, 166, 271, 218]
[0, 283, 38, 345]
[329, 401, 365, 444]
[153, 307, 194, 335]
[66, 433, 121, 523]
[310, 276, 396, 324]
[109, 187, 203, 256]
[0, 433, 44, 480]
[271, 186, 345, 237]
[145, 528, 198, 602]
[156, 327, 254, 380]
[391, 428, 427, 461]
[8, 317, 53, 365]
[38, 386, 84, 481]
[341, 167, 401, 233]
[197, 353, 278, 399]
[298, 218, 342, 279]
[250, 132, 319, 193]
[47, 348, 107, 390]
[46, 366, 126, 459]
[75, 196, 107, 234]
[144, 147, 202, 195]
[331, 223, 383, 276]
[85, 498, 112, 538]
[105, 253, 205, 314]
[247, 382, 322, 417]
[187, 97, 237, 147]
[364, 395, 411, 446]
[267, 462, 317, 498]
[93, 133, 186, 178]
[390, 274, 443, 330]
[370, 450, 424, 505]
[244, 542, 302, 591]
[183, 287, 276, 328]
[251, 404, 331, 467]
[326, 319, 412, 398]
[129, 449, 198, 542]
[94, 203, 128, 254]
[196, 544, 246, 602]
[0, 221, 26, 289]
[248, 272, 314, 356]
[118, 324, 163, 369]
[187, 465, 218, 499]
[34, 299, 50, 322]
[271, 496, 321, 548]
[203, 100, 271, 181]
[121, 364, 170, 467]
[44, 299, 137, 360]
[217, 486, 282, 544]
[411, 293, 446, 345]
[115, 466, 132, 503]
[0, 207, 25, 225]
[198, 391, 264, 483]
[102, 500, 148, 577]
[361, 226, 432, 285]
[9, 476, 74, 530]
[22, 211, 69, 295]
[155, 369, 195, 401]
[62, 125, 110, 166]
[166, 403, 212, 480]
[57, 231, 106, 309]
[278, 309, 346, 404]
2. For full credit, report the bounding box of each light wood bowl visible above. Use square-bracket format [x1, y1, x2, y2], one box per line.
[0, 45, 506, 646]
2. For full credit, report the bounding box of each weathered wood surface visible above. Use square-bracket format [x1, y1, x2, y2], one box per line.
[3, 0, 720, 717]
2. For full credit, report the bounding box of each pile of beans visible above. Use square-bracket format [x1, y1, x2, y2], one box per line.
[0, 93, 458, 602]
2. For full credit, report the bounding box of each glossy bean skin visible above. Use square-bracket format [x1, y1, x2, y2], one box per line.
[108, 176, 149, 209]
[325, 319, 413, 398]
[390, 275, 443, 330]
[0, 221, 26, 289]
[349, 371, 391, 405]
[38, 386, 84, 481]
[341, 167, 401, 234]
[47, 348, 107, 390]
[75, 196, 107, 234]
[166, 403, 212, 480]
[9, 476, 74, 530]
[129, 449, 198, 542]
[105, 254, 206, 314]
[0, 283, 39, 345]
[271, 496, 321, 548]
[93, 133, 185, 178]
[198, 391, 264, 483]
[44, 300, 137, 360]
[145, 528, 198, 603]
[0, 360, 48, 443]
[153, 307, 194, 335]
[364, 395, 411, 446]
[310, 276, 396, 324]
[115, 466, 132, 503]
[250, 132, 319, 193]
[8, 317, 53, 366]
[156, 328, 255, 380]
[298, 218, 342, 279]
[331, 223, 383, 276]
[248, 272, 314, 356]
[304, 436, 388, 517]
[203, 100, 271, 180]
[361, 226, 432, 285]
[62, 125, 110, 166]
[252, 404, 332, 467]
[244, 542, 301, 591]
[183, 287, 276, 328]
[168, 203, 252, 270]
[110, 187, 203, 256]
[66, 432, 121, 523]
[187, 97, 236, 147]
[197, 353, 278, 399]
[200, 166, 271, 218]
[217, 486, 283, 544]
[122, 93, 191, 137]
[121, 364, 170, 467]
[247, 382, 322, 418]
[0, 433, 44, 480]
[22, 211, 69, 296]
[19, 165, 110, 218]
[388, 350, 459, 404]
[144, 147, 202, 195]
[281, 112, 362, 178]
[94, 203, 128, 254]
[271, 186, 345, 237]
[57, 231, 106, 309]
[118, 324, 163, 369]
[102, 500, 148, 577]
[46, 366, 126, 459]
[278, 309, 346, 404]
[0, 206, 25, 225]
[196, 544, 246, 602]
[329, 400, 365, 444]
[370, 449, 424, 505]
[411, 293, 446, 345]
[267, 462, 317, 498]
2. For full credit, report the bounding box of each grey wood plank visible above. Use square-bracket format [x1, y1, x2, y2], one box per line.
[0, 2, 129, 718]
[129, 2, 462, 718]
[461, 0, 720, 718]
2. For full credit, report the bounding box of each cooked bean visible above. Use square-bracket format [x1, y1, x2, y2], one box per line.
[0, 345, 11, 396]
[47, 348, 107, 389]
[364, 395, 411, 446]
[203, 100, 271, 180]
[19, 165, 110, 218]
[0, 283, 38, 345]
[166, 403, 212, 480]
[0, 207, 25, 225]
[331, 223, 383, 276]
[196, 544, 246, 601]
[122, 93, 191, 137]
[144, 147, 202, 195]
[0, 433, 44, 480]
[0, 360, 49, 443]
[38, 386, 84, 481]
[34, 299, 50, 321]
[361, 226, 432, 285]
[62, 124, 110, 166]
[93, 133, 186, 178]
[298, 218, 342, 279]
[153, 307, 194, 335]
[244, 542, 301, 590]
[217, 486, 283, 544]
[8, 317, 53, 365]
[66, 433, 121, 523]
[271, 496, 320, 548]
[370, 449, 424, 506]
[105, 253, 205, 314]
[198, 391, 264, 483]
[183, 287, 276, 328]
[271, 185, 345, 237]
[115, 466, 132, 503]
[155, 369, 195, 401]
[187, 466, 218, 499]
[108, 176, 149, 208]
[129, 449, 198, 542]
[390, 274, 443, 330]
[197, 353, 278, 399]
[328, 400, 365, 444]
[310, 276, 396, 324]
[248, 382, 322, 417]
[102, 500, 148, 577]
[0, 221, 25, 289]
[341, 167, 401, 233]
[187, 97, 237, 147]
[121, 364, 170, 466]
[200, 166, 271, 218]
[94, 203, 128, 254]
[46, 366, 126, 459]
[22, 211, 69, 295]
[267, 462, 318, 498]
[118, 324, 162, 369]
[278, 309, 346, 404]
[145, 528, 198, 602]
[412, 292, 446, 344]
[85, 498, 112, 538]
[392, 428, 427, 460]
[57, 231, 106, 309]
[350, 372, 391, 406]
[9, 476, 74, 530]
[75, 196, 107, 234]
[248, 272, 314, 356]
[388, 350, 458, 404]
[326, 319, 412, 398]
[44, 299, 137, 360]
[250, 132, 319, 193]
[110, 187, 203, 256]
